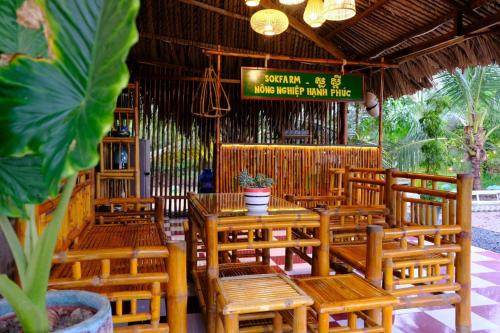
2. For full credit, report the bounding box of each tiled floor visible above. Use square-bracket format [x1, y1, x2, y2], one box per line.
[165, 220, 500, 333]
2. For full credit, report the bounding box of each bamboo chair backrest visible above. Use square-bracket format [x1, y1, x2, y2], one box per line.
[388, 172, 459, 229]
[50, 247, 169, 330]
[94, 197, 164, 226]
[366, 224, 462, 308]
[328, 168, 345, 197]
[345, 166, 386, 206]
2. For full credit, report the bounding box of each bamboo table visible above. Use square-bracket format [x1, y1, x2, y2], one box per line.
[295, 274, 397, 333]
[187, 193, 329, 333]
[214, 274, 313, 333]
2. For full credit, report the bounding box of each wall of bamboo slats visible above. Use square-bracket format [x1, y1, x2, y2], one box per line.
[138, 66, 348, 216]
[218, 144, 380, 197]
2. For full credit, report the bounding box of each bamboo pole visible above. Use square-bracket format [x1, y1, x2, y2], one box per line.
[385, 168, 397, 227]
[166, 241, 188, 333]
[207, 215, 219, 333]
[455, 174, 472, 333]
[203, 49, 399, 68]
[366, 225, 384, 324]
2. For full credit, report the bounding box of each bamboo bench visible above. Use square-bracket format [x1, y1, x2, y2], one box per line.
[49, 197, 187, 333]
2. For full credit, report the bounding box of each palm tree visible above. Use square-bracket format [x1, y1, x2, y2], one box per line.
[437, 65, 500, 190]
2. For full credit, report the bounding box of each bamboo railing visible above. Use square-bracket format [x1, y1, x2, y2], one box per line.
[17, 170, 94, 252]
[218, 144, 381, 197]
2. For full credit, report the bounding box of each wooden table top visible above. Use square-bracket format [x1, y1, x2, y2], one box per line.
[295, 274, 397, 313]
[191, 193, 312, 218]
[214, 273, 313, 314]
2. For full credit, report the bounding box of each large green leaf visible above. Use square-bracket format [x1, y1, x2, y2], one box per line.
[0, 155, 48, 217]
[0, 0, 47, 56]
[0, 0, 139, 198]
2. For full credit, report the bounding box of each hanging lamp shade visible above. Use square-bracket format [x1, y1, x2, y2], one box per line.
[250, 9, 289, 36]
[323, 0, 356, 21]
[279, 0, 305, 5]
[245, 0, 260, 7]
[303, 0, 326, 28]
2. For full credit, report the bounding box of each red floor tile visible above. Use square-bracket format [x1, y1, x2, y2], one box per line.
[473, 273, 500, 285]
[472, 304, 500, 324]
[474, 286, 500, 303]
[475, 261, 500, 271]
[480, 252, 500, 261]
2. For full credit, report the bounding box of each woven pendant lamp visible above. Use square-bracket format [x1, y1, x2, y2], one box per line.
[250, 9, 289, 36]
[303, 0, 326, 28]
[245, 0, 260, 6]
[279, 0, 305, 4]
[323, 0, 356, 21]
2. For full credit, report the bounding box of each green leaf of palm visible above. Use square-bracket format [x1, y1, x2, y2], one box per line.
[0, 0, 140, 197]
[0, 0, 47, 57]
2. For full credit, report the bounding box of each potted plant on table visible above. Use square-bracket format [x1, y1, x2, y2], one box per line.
[239, 170, 274, 212]
[0, 0, 139, 332]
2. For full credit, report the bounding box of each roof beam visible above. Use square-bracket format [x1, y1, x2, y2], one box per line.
[178, 0, 249, 22]
[259, 0, 345, 59]
[363, 0, 491, 59]
[391, 12, 500, 63]
[325, 0, 390, 39]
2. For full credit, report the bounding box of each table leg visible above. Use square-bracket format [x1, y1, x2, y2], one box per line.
[285, 247, 293, 271]
[315, 212, 330, 276]
[207, 216, 219, 333]
[262, 228, 270, 265]
[382, 306, 393, 333]
[293, 305, 307, 333]
[318, 312, 329, 333]
[224, 313, 239, 333]
[273, 311, 283, 333]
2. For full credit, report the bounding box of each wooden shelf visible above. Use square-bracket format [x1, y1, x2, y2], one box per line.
[97, 82, 141, 199]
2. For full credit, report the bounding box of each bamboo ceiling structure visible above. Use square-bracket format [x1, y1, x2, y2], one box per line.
[129, 0, 499, 98]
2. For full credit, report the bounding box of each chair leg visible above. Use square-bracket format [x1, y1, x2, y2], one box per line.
[318, 312, 329, 333]
[382, 306, 393, 333]
[224, 313, 239, 333]
[273, 311, 283, 333]
[285, 248, 293, 271]
[293, 305, 307, 333]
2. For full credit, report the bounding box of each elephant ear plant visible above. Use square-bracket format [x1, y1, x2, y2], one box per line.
[0, 0, 139, 332]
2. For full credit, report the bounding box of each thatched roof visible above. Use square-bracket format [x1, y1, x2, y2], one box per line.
[129, 0, 500, 98]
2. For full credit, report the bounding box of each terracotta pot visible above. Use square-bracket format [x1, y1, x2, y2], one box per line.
[0, 290, 112, 333]
[243, 188, 271, 212]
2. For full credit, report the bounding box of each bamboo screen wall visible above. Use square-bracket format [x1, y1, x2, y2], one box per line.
[137, 72, 377, 216]
[218, 145, 380, 197]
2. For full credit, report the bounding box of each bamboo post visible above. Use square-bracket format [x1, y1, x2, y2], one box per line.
[384, 168, 397, 227]
[207, 215, 219, 333]
[378, 59, 385, 166]
[155, 196, 164, 227]
[316, 210, 330, 276]
[224, 313, 239, 333]
[285, 247, 293, 271]
[366, 224, 384, 324]
[215, 45, 222, 192]
[166, 241, 188, 333]
[455, 174, 472, 333]
[344, 165, 351, 205]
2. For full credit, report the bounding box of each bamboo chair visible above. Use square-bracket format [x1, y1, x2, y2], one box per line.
[49, 242, 187, 333]
[284, 166, 387, 272]
[329, 172, 473, 333]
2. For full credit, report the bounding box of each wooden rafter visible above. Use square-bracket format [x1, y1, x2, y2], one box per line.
[325, 0, 391, 40]
[392, 12, 500, 63]
[363, 0, 492, 59]
[259, 0, 345, 59]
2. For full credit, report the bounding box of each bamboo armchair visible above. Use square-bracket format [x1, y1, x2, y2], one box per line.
[50, 242, 187, 333]
[329, 172, 473, 333]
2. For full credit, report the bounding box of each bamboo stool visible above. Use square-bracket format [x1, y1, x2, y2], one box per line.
[295, 274, 397, 333]
[214, 274, 313, 333]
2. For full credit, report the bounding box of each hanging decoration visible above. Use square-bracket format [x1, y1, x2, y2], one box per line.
[323, 0, 356, 21]
[191, 66, 231, 118]
[250, 9, 289, 36]
[303, 0, 326, 28]
[245, 0, 260, 6]
[364, 91, 379, 117]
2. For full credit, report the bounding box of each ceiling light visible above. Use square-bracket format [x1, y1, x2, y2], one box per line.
[250, 9, 289, 36]
[303, 0, 326, 28]
[245, 0, 260, 7]
[323, 0, 356, 21]
[279, 0, 306, 5]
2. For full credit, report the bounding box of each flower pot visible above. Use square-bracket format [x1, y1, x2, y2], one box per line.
[0, 290, 112, 333]
[244, 188, 271, 212]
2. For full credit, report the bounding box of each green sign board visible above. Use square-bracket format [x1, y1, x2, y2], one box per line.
[241, 67, 365, 102]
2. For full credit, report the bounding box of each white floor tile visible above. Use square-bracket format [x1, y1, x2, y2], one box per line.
[471, 275, 499, 288]
[471, 262, 496, 273]
[394, 308, 422, 315]
[470, 291, 498, 306]
[426, 308, 500, 331]
[472, 253, 497, 262]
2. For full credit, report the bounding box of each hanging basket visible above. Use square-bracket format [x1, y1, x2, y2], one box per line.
[191, 66, 231, 118]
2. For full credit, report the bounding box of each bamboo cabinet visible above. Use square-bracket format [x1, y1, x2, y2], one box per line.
[97, 82, 141, 198]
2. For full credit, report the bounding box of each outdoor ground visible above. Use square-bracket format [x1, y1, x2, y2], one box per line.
[165, 211, 500, 333]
